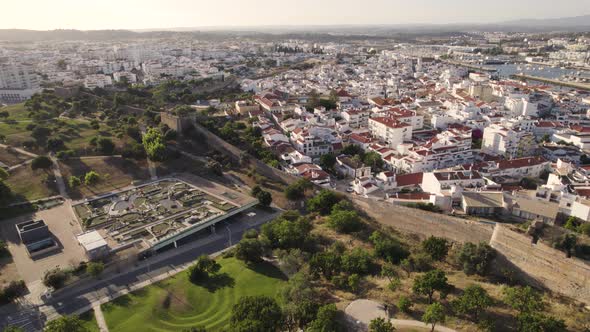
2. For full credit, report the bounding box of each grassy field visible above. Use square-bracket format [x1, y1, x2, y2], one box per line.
[59, 157, 151, 198]
[79, 310, 100, 332]
[0, 147, 30, 167]
[5, 167, 58, 202]
[101, 257, 287, 332]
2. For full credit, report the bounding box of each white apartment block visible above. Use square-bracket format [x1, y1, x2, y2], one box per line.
[341, 109, 370, 128]
[290, 126, 342, 157]
[0, 63, 41, 103]
[84, 74, 113, 89]
[392, 127, 474, 173]
[113, 71, 137, 84]
[368, 117, 412, 148]
[482, 124, 536, 158]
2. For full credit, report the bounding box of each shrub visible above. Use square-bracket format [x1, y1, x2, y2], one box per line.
[87, 262, 105, 278]
[327, 210, 363, 233]
[31, 156, 52, 171]
[43, 268, 69, 289]
[84, 171, 100, 185]
[455, 242, 496, 276]
[397, 296, 412, 313]
[68, 176, 81, 188]
[421, 236, 449, 261]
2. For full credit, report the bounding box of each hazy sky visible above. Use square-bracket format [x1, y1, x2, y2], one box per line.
[3, 0, 590, 30]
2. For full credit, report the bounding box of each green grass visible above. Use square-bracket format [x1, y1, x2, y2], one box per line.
[79, 310, 100, 332]
[101, 257, 287, 332]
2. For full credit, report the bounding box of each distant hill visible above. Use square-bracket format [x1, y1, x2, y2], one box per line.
[501, 15, 590, 28]
[0, 15, 589, 42]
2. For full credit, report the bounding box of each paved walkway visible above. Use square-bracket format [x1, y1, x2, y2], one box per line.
[92, 304, 109, 332]
[0, 143, 38, 158]
[345, 299, 456, 332]
[49, 154, 68, 199]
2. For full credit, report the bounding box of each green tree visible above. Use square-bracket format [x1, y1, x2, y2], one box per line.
[280, 272, 319, 330]
[188, 255, 221, 282]
[261, 213, 312, 250]
[0, 180, 12, 205]
[284, 178, 312, 201]
[578, 223, 590, 236]
[235, 238, 264, 264]
[84, 170, 100, 185]
[31, 156, 52, 171]
[307, 304, 342, 332]
[3, 326, 25, 332]
[44, 315, 87, 332]
[397, 296, 412, 313]
[452, 284, 493, 320]
[553, 233, 577, 258]
[86, 262, 104, 278]
[363, 151, 384, 172]
[328, 210, 362, 233]
[412, 270, 451, 303]
[96, 137, 115, 155]
[370, 231, 409, 264]
[230, 296, 283, 332]
[68, 176, 81, 188]
[319, 153, 337, 171]
[502, 286, 544, 313]
[0, 168, 8, 180]
[516, 312, 567, 332]
[341, 248, 372, 275]
[42, 268, 68, 289]
[422, 302, 446, 332]
[142, 127, 167, 161]
[369, 317, 395, 332]
[421, 236, 449, 261]
[306, 189, 341, 215]
[456, 242, 496, 276]
[250, 185, 262, 197]
[256, 190, 272, 207]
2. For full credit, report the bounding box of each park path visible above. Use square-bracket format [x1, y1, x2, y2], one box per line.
[345, 299, 456, 332]
[0, 143, 38, 159]
[49, 154, 68, 199]
[93, 304, 109, 332]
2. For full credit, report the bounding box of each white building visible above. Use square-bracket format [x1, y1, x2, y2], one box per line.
[368, 117, 412, 148]
[482, 124, 536, 158]
[0, 63, 41, 103]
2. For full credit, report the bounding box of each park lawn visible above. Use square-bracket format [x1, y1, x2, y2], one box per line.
[101, 257, 287, 332]
[1, 103, 30, 121]
[5, 167, 58, 202]
[79, 310, 100, 332]
[59, 157, 151, 198]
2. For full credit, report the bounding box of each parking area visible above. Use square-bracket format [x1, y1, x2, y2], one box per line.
[0, 203, 86, 283]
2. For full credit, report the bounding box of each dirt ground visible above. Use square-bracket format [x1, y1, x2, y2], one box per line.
[59, 157, 151, 199]
[0, 203, 86, 283]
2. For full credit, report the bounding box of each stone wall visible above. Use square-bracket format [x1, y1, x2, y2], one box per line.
[490, 225, 590, 304]
[192, 122, 299, 185]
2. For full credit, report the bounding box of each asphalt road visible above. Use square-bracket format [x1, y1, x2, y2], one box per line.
[0, 207, 279, 331]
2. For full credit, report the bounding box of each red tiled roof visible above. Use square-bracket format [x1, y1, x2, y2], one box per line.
[395, 172, 423, 187]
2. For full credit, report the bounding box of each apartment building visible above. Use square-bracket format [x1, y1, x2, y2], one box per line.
[368, 117, 412, 148]
[290, 126, 342, 158]
[482, 124, 536, 158]
[0, 63, 41, 103]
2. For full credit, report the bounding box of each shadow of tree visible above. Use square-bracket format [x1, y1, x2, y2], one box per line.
[200, 272, 235, 293]
[246, 261, 288, 281]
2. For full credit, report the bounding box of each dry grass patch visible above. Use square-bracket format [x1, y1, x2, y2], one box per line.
[59, 157, 150, 198]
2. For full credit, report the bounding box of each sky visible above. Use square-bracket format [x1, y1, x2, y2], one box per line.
[2, 0, 590, 30]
